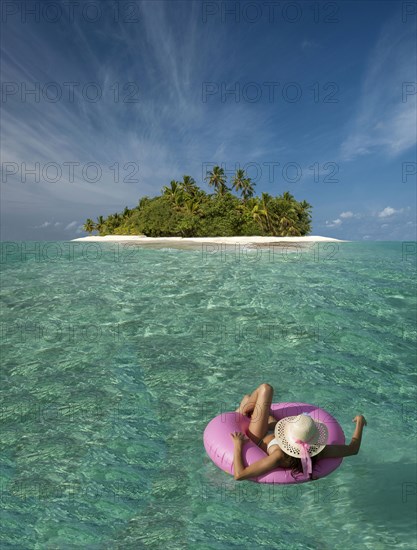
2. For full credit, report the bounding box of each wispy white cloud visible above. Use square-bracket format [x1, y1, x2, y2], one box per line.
[325, 218, 342, 227]
[65, 221, 78, 230]
[325, 211, 360, 227]
[377, 206, 404, 218]
[301, 40, 318, 51]
[2, 2, 415, 241]
[321, 205, 414, 240]
[35, 220, 62, 229]
[1, 0, 270, 231]
[340, 16, 416, 160]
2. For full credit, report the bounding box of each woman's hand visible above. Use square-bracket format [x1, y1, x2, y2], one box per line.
[352, 415, 367, 426]
[230, 431, 248, 444]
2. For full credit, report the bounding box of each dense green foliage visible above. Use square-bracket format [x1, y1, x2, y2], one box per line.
[83, 167, 312, 237]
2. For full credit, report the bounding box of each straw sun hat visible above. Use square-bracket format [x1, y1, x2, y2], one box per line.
[274, 412, 329, 477]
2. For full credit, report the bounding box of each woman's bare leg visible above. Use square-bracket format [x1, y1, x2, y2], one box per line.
[246, 383, 274, 440]
[235, 389, 277, 426]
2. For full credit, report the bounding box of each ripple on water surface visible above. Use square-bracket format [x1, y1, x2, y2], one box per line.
[1, 241, 416, 548]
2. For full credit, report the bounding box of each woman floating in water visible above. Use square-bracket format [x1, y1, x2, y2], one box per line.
[230, 383, 367, 481]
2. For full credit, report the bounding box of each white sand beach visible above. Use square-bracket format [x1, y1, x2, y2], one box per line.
[72, 235, 349, 244]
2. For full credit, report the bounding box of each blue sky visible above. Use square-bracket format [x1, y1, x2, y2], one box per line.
[1, 0, 416, 241]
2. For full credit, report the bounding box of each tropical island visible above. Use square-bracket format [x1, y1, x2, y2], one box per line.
[82, 167, 313, 238]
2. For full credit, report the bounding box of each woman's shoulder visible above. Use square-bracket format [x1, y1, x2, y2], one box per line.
[269, 448, 291, 467]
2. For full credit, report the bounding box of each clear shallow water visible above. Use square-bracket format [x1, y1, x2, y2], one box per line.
[1, 240, 416, 549]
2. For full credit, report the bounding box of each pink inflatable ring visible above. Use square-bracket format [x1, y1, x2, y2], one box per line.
[203, 402, 345, 484]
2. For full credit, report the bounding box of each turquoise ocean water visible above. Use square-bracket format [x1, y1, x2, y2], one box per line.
[1, 240, 416, 549]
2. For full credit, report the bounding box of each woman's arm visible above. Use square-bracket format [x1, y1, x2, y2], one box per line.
[230, 431, 280, 481]
[318, 415, 367, 459]
[349, 414, 367, 453]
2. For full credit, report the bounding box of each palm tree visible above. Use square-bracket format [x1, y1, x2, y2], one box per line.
[162, 180, 181, 200]
[276, 197, 299, 236]
[138, 196, 150, 209]
[280, 216, 300, 235]
[251, 202, 268, 233]
[96, 215, 105, 234]
[183, 199, 201, 216]
[205, 165, 229, 196]
[122, 206, 131, 219]
[245, 196, 258, 210]
[299, 199, 312, 212]
[182, 175, 199, 198]
[83, 218, 95, 234]
[241, 178, 255, 203]
[104, 213, 121, 232]
[174, 192, 186, 211]
[162, 180, 185, 210]
[231, 169, 255, 203]
[260, 192, 276, 234]
[281, 191, 296, 202]
[231, 168, 246, 196]
[296, 199, 313, 235]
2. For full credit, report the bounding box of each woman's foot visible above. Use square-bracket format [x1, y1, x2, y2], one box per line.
[235, 394, 254, 416]
[235, 396, 277, 422]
